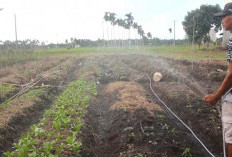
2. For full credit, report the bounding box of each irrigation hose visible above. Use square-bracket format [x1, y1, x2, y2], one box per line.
[145, 73, 215, 157]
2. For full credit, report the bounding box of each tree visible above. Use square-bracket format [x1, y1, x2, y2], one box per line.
[133, 22, 139, 46]
[70, 37, 74, 48]
[125, 13, 134, 46]
[104, 12, 110, 47]
[109, 12, 116, 47]
[137, 25, 145, 46]
[147, 32, 152, 39]
[116, 18, 125, 47]
[182, 4, 222, 48]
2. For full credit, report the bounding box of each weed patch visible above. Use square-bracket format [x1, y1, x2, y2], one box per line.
[21, 88, 44, 99]
[0, 84, 15, 98]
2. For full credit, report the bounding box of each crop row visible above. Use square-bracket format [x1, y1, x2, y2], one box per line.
[4, 79, 97, 157]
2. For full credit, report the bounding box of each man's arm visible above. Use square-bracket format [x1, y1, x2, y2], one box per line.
[205, 62, 232, 105]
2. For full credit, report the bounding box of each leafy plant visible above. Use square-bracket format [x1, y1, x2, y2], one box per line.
[43, 142, 54, 155]
[182, 148, 192, 157]
[53, 120, 62, 131]
[4, 79, 97, 156]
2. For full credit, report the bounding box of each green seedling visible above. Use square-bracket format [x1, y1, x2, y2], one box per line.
[157, 114, 165, 120]
[47, 131, 53, 138]
[135, 153, 146, 157]
[62, 116, 71, 128]
[210, 109, 216, 113]
[30, 125, 46, 137]
[182, 148, 192, 157]
[67, 108, 75, 115]
[210, 116, 216, 122]
[28, 151, 37, 157]
[186, 103, 192, 108]
[124, 127, 133, 132]
[53, 120, 62, 131]
[38, 118, 46, 126]
[56, 133, 62, 139]
[148, 140, 158, 146]
[171, 128, 178, 135]
[66, 132, 82, 152]
[130, 132, 135, 137]
[4, 79, 97, 156]
[56, 143, 65, 154]
[73, 122, 82, 132]
[3, 151, 14, 157]
[72, 141, 82, 153]
[44, 109, 52, 117]
[161, 123, 169, 130]
[66, 133, 76, 145]
[43, 142, 54, 155]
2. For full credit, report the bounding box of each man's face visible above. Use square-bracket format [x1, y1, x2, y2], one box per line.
[222, 14, 232, 31]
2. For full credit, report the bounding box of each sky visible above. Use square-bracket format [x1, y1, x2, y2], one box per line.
[0, 0, 226, 43]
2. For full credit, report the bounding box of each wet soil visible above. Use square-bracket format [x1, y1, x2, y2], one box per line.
[0, 53, 227, 157]
[78, 54, 226, 157]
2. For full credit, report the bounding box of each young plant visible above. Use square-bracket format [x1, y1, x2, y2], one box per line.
[182, 148, 192, 157]
[52, 120, 62, 131]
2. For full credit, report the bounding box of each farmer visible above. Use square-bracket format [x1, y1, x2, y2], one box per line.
[205, 2, 232, 157]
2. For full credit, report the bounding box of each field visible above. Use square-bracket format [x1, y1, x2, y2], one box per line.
[0, 46, 227, 156]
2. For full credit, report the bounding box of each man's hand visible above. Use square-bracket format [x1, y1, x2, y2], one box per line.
[204, 94, 220, 106]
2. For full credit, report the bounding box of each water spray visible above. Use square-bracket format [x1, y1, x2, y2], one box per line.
[146, 73, 215, 157]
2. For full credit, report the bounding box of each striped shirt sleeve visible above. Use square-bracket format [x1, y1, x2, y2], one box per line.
[227, 36, 232, 62]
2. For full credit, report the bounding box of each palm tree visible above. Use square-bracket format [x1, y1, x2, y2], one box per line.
[133, 22, 138, 46]
[114, 18, 120, 47]
[102, 20, 105, 47]
[138, 25, 145, 46]
[146, 32, 152, 46]
[147, 32, 152, 39]
[104, 12, 110, 47]
[109, 12, 116, 47]
[123, 20, 130, 47]
[65, 39, 68, 48]
[117, 18, 125, 47]
[125, 13, 134, 47]
[70, 37, 74, 48]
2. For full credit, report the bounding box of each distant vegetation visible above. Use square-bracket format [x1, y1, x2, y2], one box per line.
[0, 40, 39, 68]
[183, 4, 222, 48]
[0, 4, 225, 68]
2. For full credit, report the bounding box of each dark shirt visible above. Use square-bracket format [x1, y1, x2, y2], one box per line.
[227, 36, 232, 62]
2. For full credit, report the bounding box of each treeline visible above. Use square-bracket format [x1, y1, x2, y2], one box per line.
[62, 38, 189, 48]
[0, 38, 191, 49]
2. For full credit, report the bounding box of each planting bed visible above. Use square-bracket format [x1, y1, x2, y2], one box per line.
[0, 53, 227, 156]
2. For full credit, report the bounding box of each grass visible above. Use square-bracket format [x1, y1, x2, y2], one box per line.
[0, 49, 38, 68]
[35, 45, 226, 61]
[0, 84, 15, 98]
[0, 45, 226, 68]
[21, 88, 45, 99]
